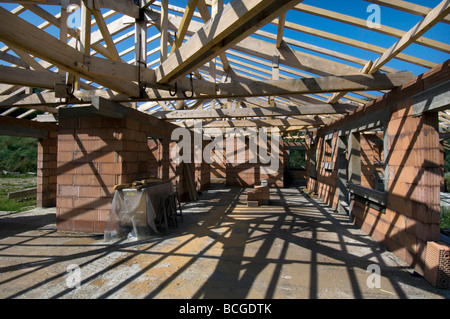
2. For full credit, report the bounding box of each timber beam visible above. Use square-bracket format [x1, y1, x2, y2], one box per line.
[151, 103, 359, 119]
[155, 0, 303, 84]
[0, 116, 57, 139]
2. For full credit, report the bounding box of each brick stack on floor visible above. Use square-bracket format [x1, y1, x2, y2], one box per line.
[247, 183, 270, 207]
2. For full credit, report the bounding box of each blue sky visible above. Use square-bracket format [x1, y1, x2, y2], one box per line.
[0, 0, 449, 79]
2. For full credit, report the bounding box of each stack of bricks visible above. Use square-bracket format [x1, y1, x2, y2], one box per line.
[37, 126, 58, 207]
[247, 184, 270, 207]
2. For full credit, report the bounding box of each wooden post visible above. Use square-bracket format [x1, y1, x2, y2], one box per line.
[349, 132, 361, 185]
[160, 0, 168, 63]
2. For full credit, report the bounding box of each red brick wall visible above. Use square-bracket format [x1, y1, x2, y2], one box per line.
[56, 108, 200, 233]
[226, 138, 285, 187]
[306, 60, 449, 274]
[37, 128, 58, 207]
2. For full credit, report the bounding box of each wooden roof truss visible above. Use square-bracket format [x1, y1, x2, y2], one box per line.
[0, 0, 449, 134]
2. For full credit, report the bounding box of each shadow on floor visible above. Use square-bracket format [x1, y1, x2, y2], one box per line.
[0, 184, 448, 299]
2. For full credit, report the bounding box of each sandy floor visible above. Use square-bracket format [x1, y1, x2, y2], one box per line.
[0, 183, 448, 299]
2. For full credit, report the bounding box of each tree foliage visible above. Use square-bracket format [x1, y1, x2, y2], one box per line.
[0, 136, 37, 173]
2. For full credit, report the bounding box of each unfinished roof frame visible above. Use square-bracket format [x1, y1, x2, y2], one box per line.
[0, 0, 447, 134]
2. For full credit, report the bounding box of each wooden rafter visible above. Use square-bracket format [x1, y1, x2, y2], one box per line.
[364, 0, 450, 24]
[155, 0, 304, 84]
[369, 0, 450, 73]
[294, 3, 450, 54]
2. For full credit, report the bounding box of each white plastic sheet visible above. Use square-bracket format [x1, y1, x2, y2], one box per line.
[104, 187, 160, 241]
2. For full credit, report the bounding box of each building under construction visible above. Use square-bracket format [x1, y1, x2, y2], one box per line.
[0, 0, 449, 299]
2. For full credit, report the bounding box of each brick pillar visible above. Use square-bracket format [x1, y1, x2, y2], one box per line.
[37, 128, 57, 207]
[387, 107, 441, 274]
[56, 117, 123, 233]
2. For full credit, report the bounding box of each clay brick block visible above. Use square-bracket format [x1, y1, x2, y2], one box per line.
[74, 174, 117, 187]
[58, 185, 79, 197]
[78, 186, 102, 198]
[78, 117, 102, 129]
[424, 241, 450, 288]
[57, 197, 73, 209]
[58, 140, 79, 152]
[56, 218, 74, 232]
[73, 220, 94, 233]
[96, 151, 118, 163]
[100, 163, 123, 175]
[93, 221, 107, 234]
[248, 200, 259, 207]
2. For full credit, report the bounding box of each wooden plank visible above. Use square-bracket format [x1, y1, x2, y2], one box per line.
[170, 0, 199, 55]
[216, 72, 415, 98]
[365, 0, 450, 24]
[24, 3, 119, 61]
[92, 8, 121, 61]
[151, 103, 358, 119]
[276, 11, 287, 48]
[80, 0, 92, 55]
[0, 65, 65, 89]
[294, 3, 450, 54]
[370, 0, 450, 73]
[0, 7, 143, 96]
[7, 187, 37, 200]
[328, 60, 373, 103]
[0, 115, 56, 139]
[155, 0, 303, 84]
[0, 51, 29, 68]
[59, 96, 130, 118]
[237, 38, 360, 77]
[160, 0, 169, 62]
[276, 18, 437, 69]
[93, 0, 140, 18]
[178, 118, 326, 128]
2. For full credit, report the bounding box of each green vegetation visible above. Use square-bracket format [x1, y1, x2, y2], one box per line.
[0, 175, 37, 212]
[0, 136, 37, 173]
[0, 136, 37, 212]
[441, 206, 450, 229]
[289, 149, 306, 168]
[444, 149, 450, 174]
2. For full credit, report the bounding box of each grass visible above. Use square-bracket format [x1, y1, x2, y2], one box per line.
[0, 174, 37, 212]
